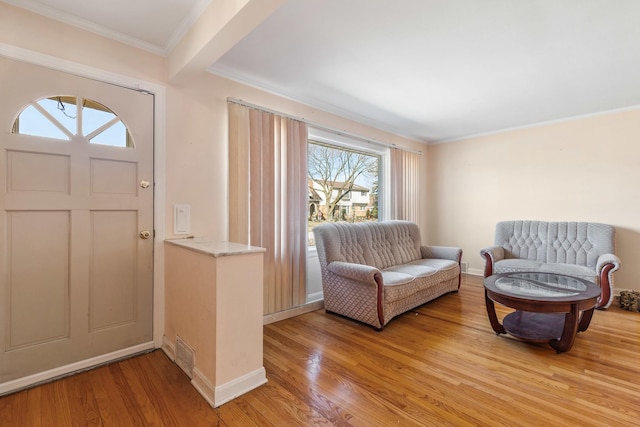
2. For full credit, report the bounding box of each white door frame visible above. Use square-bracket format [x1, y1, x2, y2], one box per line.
[0, 43, 166, 393]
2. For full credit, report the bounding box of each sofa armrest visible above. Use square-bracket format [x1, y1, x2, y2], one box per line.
[420, 245, 462, 262]
[595, 253, 621, 309]
[480, 246, 505, 277]
[596, 253, 621, 273]
[422, 245, 463, 290]
[327, 261, 381, 284]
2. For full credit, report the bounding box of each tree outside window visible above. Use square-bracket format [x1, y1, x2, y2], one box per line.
[308, 140, 380, 245]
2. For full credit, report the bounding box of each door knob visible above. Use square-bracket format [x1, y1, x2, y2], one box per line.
[140, 180, 150, 188]
[139, 230, 151, 239]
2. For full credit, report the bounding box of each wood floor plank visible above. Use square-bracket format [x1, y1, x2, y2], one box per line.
[129, 350, 219, 426]
[1, 274, 638, 426]
[63, 368, 103, 427]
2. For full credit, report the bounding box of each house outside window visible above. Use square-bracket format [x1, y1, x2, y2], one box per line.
[307, 137, 384, 246]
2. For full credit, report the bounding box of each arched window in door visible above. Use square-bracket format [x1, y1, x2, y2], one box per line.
[12, 96, 134, 148]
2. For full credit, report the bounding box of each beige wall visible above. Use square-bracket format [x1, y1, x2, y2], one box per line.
[427, 109, 640, 292]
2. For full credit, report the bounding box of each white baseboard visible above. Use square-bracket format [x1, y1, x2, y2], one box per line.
[466, 268, 484, 277]
[161, 335, 176, 361]
[0, 342, 155, 396]
[213, 367, 267, 407]
[263, 300, 324, 325]
[192, 366, 267, 408]
[306, 291, 324, 303]
[191, 368, 216, 407]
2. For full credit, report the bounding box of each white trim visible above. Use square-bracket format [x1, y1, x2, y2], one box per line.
[466, 268, 484, 277]
[164, 0, 213, 54]
[433, 104, 640, 145]
[161, 335, 176, 361]
[191, 368, 216, 407]
[1, 0, 166, 55]
[213, 367, 267, 407]
[0, 42, 168, 376]
[0, 342, 154, 396]
[263, 300, 324, 325]
[306, 291, 324, 303]
[0, 43, 161, 94]
[191, 366, 268, 408]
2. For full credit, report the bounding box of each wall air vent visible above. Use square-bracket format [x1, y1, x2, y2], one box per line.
[175, 336, 195, 379]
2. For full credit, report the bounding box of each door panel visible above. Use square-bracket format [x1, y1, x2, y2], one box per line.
[7, 150, 70, 193]
[89, 210, 138, 331]
[7, 211, 70, 349]
[90, 159, 137, 195]
[0, 56, 154, 385]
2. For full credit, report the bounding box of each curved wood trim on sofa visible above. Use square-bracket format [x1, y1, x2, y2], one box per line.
[482, 253, 493, 278]
[374, 272, 385, 330]
[597, 263, 615, 309]
[457, 251, 463, 290]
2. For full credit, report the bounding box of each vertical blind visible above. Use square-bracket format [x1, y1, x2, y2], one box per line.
[228, 102, 308, 315]
[390, 147, 420, 222]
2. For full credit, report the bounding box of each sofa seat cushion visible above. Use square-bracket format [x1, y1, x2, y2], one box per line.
[383, 259, 461, 303]
[494, 259, 596, 281]
[539, 263, 596, 281]
[383, 270, 457, 303]
[494, 259, 544, 273]
[383, 263, 437, 278]
[380, 271, 415, 286]
[409, 258, 459, 271]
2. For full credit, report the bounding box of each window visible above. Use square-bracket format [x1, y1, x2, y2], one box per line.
[13, 96, 134, 148]
[307, 131, 387, 246]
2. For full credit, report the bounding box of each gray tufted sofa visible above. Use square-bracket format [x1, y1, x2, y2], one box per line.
[313, 220, 462, 330]
[480, 220, 621, 309]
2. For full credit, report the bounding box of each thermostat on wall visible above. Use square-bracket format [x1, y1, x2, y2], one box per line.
[174, 204, 191, 235]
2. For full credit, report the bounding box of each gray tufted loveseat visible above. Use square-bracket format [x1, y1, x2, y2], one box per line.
[480, 220, 621, 309]
[313, 220, 462, 329]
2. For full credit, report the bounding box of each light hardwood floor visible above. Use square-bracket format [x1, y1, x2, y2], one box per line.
[1, 274, 639, 426]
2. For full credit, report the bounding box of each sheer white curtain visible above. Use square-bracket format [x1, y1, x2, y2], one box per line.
[390, 148, 420, 222]
[228, 102, 308, 314]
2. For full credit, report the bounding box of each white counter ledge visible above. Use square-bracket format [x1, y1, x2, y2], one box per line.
[165, 238, 265, 257]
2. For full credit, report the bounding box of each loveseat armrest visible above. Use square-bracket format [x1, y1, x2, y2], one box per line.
[480, 246, 505, 277]
[327, 261, 381, 285]
[595, 253, 622, 309]
[596, 253, 621, 273]
[420, 245, 462, 263]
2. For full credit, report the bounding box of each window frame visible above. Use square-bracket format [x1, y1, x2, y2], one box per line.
[307, 128, 390, 241]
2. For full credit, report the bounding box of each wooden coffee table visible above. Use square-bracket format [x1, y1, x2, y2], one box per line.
[483, 272, 601, 353]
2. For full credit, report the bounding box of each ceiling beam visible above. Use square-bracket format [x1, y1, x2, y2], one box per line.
[168, 0, 286, 85]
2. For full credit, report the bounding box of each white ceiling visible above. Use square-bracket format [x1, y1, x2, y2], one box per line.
[6, 0, 640, 143]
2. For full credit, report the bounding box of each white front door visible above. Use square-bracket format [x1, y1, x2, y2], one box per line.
[0, 56, 154, 387]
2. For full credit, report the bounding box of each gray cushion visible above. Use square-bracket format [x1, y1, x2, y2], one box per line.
[494, 259, 544, 272]
[384, 264, 437, 278]
[539, 263, 596, 281]
[380, 271, 415, 286]
[408, 258, 459, 271]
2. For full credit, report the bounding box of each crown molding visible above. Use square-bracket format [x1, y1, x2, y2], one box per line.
[3, 0, 166, 55]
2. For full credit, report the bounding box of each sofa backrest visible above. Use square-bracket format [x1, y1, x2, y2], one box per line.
[494, 220, 615, 268]
[313, 221, 423, 270]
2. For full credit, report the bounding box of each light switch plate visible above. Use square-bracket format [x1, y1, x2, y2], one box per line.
[174, 204, 191, 235]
